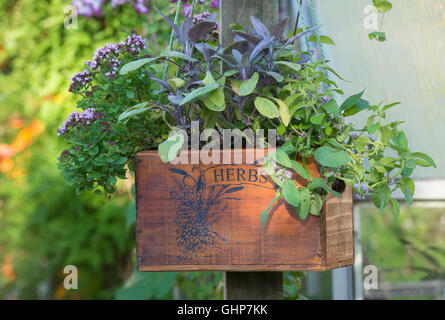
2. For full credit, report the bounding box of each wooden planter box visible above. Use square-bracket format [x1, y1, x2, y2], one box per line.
[135, 149, 354, 272]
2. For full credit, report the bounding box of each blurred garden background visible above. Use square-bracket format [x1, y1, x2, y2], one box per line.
[0, 0, 444, 300]
[0, 0, 226, 300]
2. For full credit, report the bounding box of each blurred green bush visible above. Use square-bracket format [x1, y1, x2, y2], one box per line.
[0, 0, 173, 299]
[0, 0, 303, 300]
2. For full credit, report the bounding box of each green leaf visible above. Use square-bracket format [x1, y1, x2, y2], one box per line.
[340, 90, 364, 111]
[290, 160, 312, 180]
[283, 179, 300, 207]
[277, 123, 286, 135]
[343, 99, 371, 117]
[321, 99, 339, 115]
[202, 71, 216, 85]
[279, 140, 298, 154]
[389, 198, 400, 221]
[261, 195, 280, 229]
[309, 35, 336, 45]
[265, 71, 284, 83]
[401, 177, 415, 205]
[310, 113, 325, 125]
[383, 102, 401, 112]
[167, 78, 186, 90]
[114, 157, 129, 165]
[272, 149, 292, 167]
[313, 146, 351, 168]
[380, 126, 393, 144]
[372, 192, 386, 215]
[337, 124, 352, 142]
[368, 32, 386, 42]
[354, 136, 372, 153]
[119, 57, 159, 75]
[203, 87, 226, 111]
[409, 152, 436, 168]
[223, 69, 239, 77]
[366, 115, 380, 134]
[273, 98, 290, 127]
[307, 178, 343, 198]
[327, 138, 347, 151]
[179, 84, 219, 106]
[254, 97, 280, 119]
[320, 64, 346, 81]
[310, 194, 323, 216]
[276, 61, 302, 73]
[161, 50, 198, 62]
[118, 102, 152, 122]
[373, 0, 392, 12]
[379, 157, 397, 167]
[271, 150, 310, 180]
[298, 187, 311, 220]
[158, 132, 185, 163]
[373, 185, 391, 214]
[238, 72, 259, 96]
[126, 90, 135, 99]
[392, 131, 409, 151]
[202, 109, 220, 129]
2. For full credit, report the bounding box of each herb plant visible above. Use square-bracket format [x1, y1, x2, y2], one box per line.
[58, 10, 435, 224]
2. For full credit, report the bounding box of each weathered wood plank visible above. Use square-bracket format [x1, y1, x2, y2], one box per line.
[135, 150, 353, 272]
[322, 187, 355, 269]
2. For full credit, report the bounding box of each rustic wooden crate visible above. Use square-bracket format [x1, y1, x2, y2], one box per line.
[135, 149, 354, 272]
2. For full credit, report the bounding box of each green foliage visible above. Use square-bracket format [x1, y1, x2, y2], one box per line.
[116, 270, 177, 300]
[0, 0, 211, 300]
[64, 13, 435, 226]
[361, 205, 445, 299]
[368, 0, 393, 42]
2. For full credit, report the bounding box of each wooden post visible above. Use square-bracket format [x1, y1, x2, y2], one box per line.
[220, 0, 279, 46]
[220, 0, 283, 300]
[224, 272, 283, 300]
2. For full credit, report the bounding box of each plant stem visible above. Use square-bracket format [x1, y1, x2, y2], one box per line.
[190, 0, 198, 17]
[163, 1, 182, 81]
[293, 0, 303, 36]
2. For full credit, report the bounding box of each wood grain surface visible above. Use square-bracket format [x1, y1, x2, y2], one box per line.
[135, 149, 353, 271]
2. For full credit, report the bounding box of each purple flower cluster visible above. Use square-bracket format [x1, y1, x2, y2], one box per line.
[57, 108, 106, 136]
[133, 0, 149, 14]
[59, 149, 72, 162]
[354, 182, 369, 200]
[334, 115, 346, 130]
[318, 94, 332, 105]
[69, 33, 146, 93]
[72, 0, 105, 18]
[384, 172, 396, 187]
[121, 33, 146, 55]
[192, 11, 212, 23]
[209, 0, 219, 9]
[170, 0, 219, 17]
[269, 159, 294, 183]
[84, 33, 146, 79]
[85, 43, 121, 79]
[72, 0, 150, 18]
[69, 70, 93, 93]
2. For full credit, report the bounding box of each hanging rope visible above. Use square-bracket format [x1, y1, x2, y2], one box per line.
[295, 0, 312, 62]
[308, 0, 326, 63]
